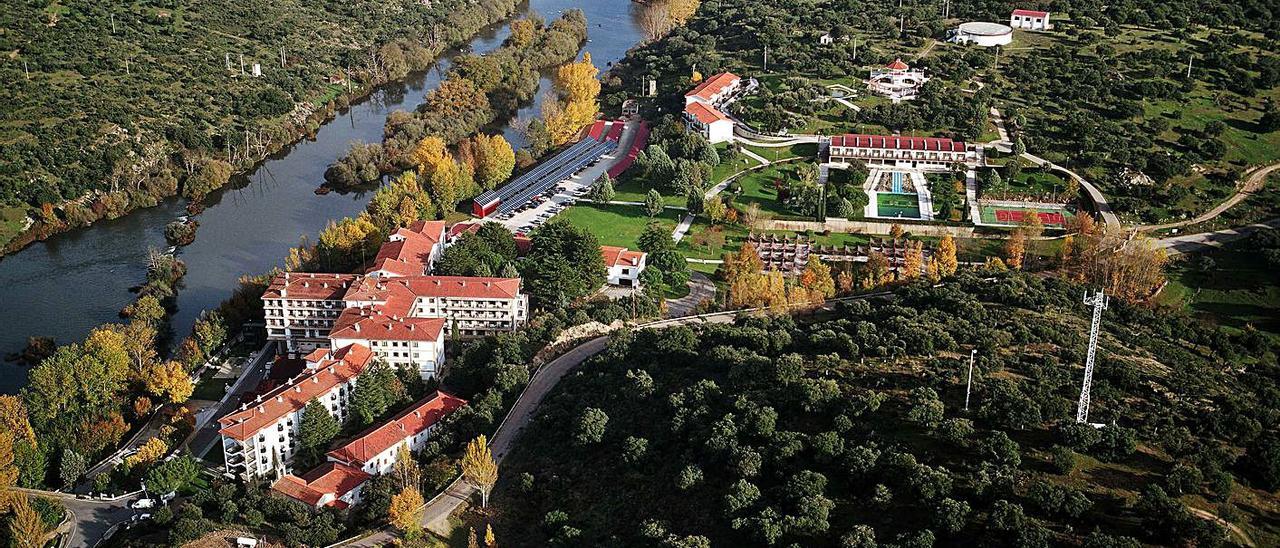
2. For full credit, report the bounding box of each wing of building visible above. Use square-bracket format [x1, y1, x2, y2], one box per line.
[827, 134, 982, 170]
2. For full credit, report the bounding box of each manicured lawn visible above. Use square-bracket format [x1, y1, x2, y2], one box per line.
[876, 192, 921, 218]
[191, 375, 234, 401]
[610, 177, 688, 206]
[730, 163, 806, 219]
[740, 142, 819, 162]
[555, 203, 681, 249]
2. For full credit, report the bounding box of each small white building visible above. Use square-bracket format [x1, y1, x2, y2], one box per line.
[325, 391, 468, 476]
[1009, 9, 1052, 30]
[601, 246, 647, 287]
[684, 101, 735, 144]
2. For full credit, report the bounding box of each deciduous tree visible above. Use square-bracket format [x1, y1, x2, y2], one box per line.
[389, 486, 425, 534]
[461, 435, 499, 507]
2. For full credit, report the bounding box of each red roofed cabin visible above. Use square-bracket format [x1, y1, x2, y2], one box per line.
[1009, 9, 1052, 30]
[684, 72, 742, 107]
[602, 246, 647, 287]
[271, 462, 371, 510]
[827, 134, 982, 170]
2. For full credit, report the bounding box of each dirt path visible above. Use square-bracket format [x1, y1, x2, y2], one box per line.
[1138, 162, 1280, 232]
[1187, 506, 1258, 548]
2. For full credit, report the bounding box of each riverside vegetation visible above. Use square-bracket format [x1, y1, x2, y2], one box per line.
[0, 0, 527, 254]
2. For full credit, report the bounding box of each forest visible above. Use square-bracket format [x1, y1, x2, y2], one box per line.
[490, 271, 1280, 546]
[0, 0, 524, 250]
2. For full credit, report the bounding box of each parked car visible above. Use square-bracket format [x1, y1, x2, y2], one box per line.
[130, 499, 156, 510]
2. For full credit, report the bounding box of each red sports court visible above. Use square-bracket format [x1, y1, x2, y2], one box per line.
[994, 209, 1065, 225]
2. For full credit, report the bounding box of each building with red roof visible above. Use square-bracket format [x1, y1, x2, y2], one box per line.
[684, 72, 742, 106]
[271, 462, 371, 510]
[368, 220, 447, 279]
[269, 391, 466, 509]
[828, 134, 982, 170]
[601, 246, 647, 287]
[326, 391, 468, 476]
[683, 101, 735, 144]
[1009, 9, 1052, 30]
[867, 59, 930, 102]
[219, 344, 373, 481]
[263, 272, 361, 355]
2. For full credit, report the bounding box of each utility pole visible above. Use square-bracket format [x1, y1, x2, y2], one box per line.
[24, 60, 29, 80]
[239, 53, 245, 77]
[1186, 55, 1193, 79]
[280, 46, 287, 68]
[111, 13, 116, 34]
[964, 348, 976, 411]
[944, 0, 950, 19]
[763, 45, 769, 72]
[1076, 290, 1109, 424]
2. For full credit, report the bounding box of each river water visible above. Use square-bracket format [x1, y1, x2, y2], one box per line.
[0, 0, 643, 394]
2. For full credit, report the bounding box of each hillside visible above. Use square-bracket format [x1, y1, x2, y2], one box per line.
[0, 0, 521, 247]
[490, 272, 1280, 546]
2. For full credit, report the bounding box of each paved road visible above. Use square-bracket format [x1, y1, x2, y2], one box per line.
[1156, 218, 1280, 255]
[1020, 152, 1122, 232]
[666, 272, 715, 318]
[11, 487, 138, 548]
[342, 294, 889, 546]
[1139, 162, 1280, 232]
[186, 343, 276, 460]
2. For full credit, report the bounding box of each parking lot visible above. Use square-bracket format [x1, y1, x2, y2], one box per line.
[491, 120, 638, 235]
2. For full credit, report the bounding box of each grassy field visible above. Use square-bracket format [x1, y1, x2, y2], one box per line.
[1008, 169, 1071, 199]
[0, 206, 28, 249]
[612, 144, 762, 206]
[740, 142, 819, 162]
[1159, 245, 1280, 338]
[876, 192, 921, 218]
[730, 163, 807, 219]
[555, 203, 682, 249]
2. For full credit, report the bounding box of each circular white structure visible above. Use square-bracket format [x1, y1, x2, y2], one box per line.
[953, 22, 1013, 47]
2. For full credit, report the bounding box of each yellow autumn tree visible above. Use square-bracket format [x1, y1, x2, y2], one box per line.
[8, 493, 50, 548]
[474, 134, 516, 190]
[0, 396, 36, 447]
[485, 524, 496, 547]
[144, 360, 193, 404]
[461, 435, 499, 508]
[124, 437, 168, 470]
[410, 136, 447, 172]
[902, 240, 924, 280]
[1004, 229, 1027, 270]
[509, 19, 536, 48]
[544, 53, 601, 146]
[800, 258, 836, 302]
[667, 0, 702, 23]
[936, 234, 958, 277]
[0, 432, 19, 508]
[389, 486, 425, 534]
[427, 153, 475, 209]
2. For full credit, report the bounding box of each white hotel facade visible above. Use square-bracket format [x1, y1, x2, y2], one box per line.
[827, 134, 982, 171]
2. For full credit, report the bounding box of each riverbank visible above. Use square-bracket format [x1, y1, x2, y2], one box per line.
[0, 0, 646, 394]
[0, 0, 526, 260]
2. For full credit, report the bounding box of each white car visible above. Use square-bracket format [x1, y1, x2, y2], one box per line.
[130, 499, 156, 509]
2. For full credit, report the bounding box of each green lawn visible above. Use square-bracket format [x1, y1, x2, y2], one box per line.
[1007, 169, 1072, 200]
[0, 206, 28, 249]
[740, 142, 819, 162]
[876, 192, 921, 218]
[191, 374, 234, 401]
[730, 163, 807, 219]
[1159, 245, 1280, 338]
[555, 203, 682, 249]
[612, 144, 762, 206]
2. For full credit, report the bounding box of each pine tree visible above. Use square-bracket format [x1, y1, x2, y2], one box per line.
[298, 400, 340, 467]
[645, 189, 664, 218]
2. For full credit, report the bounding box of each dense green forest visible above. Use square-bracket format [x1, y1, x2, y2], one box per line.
[492, 272, 1280, 546]
[0, 0, 522, 247]
[602, 0, 1280, 224]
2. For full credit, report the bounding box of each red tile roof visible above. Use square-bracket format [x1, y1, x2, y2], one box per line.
[263, 272, 360, 300]
[1012, 9, 1049, 17]
[330, 307, 446, 342]
[886, 58, 911, 70]
[368, 220, 446, 277]
[344, 275, 523, 304]
[830, 134, 969, 153]
[326, 391, 468, 467]
[271, 462, 371, 507]
[448, 222, 482, 241]
[601, 246, 645, 268]
[218, 344, 373, 441]
[684, 101, 731, 125]
[685, 72, 741, 101]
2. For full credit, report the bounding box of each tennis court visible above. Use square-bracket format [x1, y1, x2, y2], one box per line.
[876, 192, 921, 218]
[979, 205, 1073, 227]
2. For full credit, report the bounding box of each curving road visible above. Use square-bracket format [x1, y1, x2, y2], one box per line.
[342, 294, 888, 546]
[9, 487, 139, 548]
[1138, 162, 1280, 232]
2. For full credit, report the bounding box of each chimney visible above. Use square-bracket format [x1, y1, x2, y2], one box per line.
[354, 323, 360, 333]
[295, 385, 302, 393]
[257, 405, 264, 413]
[276, 396, 283, 403]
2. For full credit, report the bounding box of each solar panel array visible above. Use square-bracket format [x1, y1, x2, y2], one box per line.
[489, 138, 617, 216]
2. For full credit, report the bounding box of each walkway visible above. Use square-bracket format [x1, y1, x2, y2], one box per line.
[1020, 152, 1121, 232]
[665, 272, 715, 318]
[1156, 218, 1280, 255]
[739, 146, 771, 166]
[1138, 162, 1280, 232]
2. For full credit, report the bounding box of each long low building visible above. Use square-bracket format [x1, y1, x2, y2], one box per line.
[827, 134, 982, 170]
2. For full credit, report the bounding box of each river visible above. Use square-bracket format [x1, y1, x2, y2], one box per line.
[0, 0, 643, 394]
